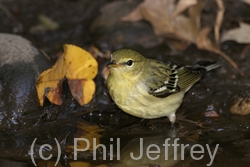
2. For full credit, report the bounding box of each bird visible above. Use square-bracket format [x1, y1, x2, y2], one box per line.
[106, 49, 221, 126]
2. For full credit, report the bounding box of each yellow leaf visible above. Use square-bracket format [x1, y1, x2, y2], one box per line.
[63, 45, 98, 79]
[36, 70, 63, 106]
[68, 79, 96, 106]
[36, 44, 98, 106]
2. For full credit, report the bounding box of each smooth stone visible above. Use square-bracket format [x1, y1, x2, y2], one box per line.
[0, 33, 51, 131]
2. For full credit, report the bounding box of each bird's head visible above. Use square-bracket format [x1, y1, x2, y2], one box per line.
[107, 49, 146, 77]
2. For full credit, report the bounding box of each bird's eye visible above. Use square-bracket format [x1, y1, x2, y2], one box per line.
[126, 60, 133, 66]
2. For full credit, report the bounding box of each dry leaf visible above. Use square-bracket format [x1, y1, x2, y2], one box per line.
[88, 45, 111, 59]
[102, 66, 110, 80]
[196, 27, 244, 76]
[221, 22, 250, 43]
[36, 44, 98, 106]
[121, 0, 244, 76]
[122, 0, 203, 43]
[121, 0, 145, 22]
[172, 0, 197, 18]
[214, 0, 224, 46]
[243, 0, 250, 5]
[68, 79, 96, 106]
[230, 92, 250, 115]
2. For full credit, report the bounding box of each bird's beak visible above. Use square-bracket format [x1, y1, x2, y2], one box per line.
[107, 60, 121, 68]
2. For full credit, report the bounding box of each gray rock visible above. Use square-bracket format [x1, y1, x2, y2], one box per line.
[90, 0, 163, 49]
[0, 33, 51, 131]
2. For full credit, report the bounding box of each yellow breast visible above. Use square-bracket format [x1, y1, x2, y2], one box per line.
[107, 74, 185, 119]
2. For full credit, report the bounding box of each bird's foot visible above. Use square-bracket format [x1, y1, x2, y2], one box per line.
[168, 113, 176, 128]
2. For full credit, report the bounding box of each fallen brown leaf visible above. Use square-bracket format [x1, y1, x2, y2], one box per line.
[243, 0, 250, 5]
[122, 0, 203, 43]
[214, 0, 224, 46]
[120, 1, 144, 22]
[196, 27, 244, 76]
[88, 45, 111, 59]
[121, 0, 244, 76]
[171, 0, 197, 18]
[221, 22, 250, 43]
[230, 92, 250, 115]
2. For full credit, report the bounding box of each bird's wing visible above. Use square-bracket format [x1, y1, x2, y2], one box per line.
[146, 61, 206, 98]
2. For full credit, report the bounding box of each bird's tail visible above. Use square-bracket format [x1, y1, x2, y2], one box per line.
[194, 61, 222, 71]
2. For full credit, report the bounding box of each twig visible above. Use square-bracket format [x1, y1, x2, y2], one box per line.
[0, 3, 23, 29]
[215, 49, 245, 76]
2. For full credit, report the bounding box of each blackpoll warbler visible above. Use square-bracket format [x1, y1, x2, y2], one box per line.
[107, 49, 220, 126]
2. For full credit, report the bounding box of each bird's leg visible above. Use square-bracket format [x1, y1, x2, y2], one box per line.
[168, 113, 176, 127]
